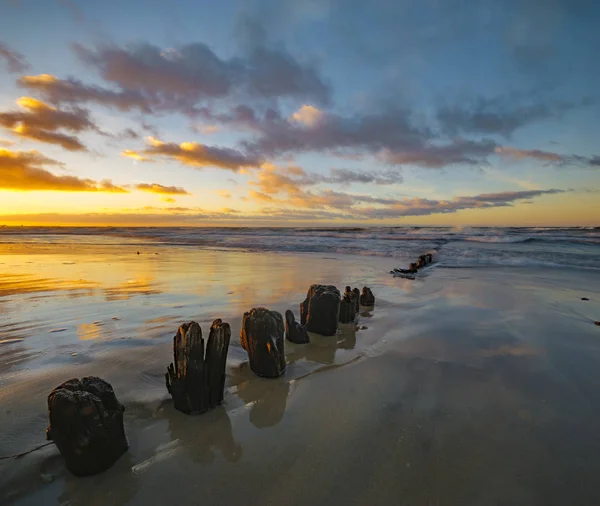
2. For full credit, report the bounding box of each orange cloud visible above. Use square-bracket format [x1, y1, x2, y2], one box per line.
[126, 136, 262, 171]
[121, 150, 149, 161]
[0, 96, 97, 151]
[134, 183, 190, 195]
[0, 148, 128, 192]
[291, 105, 324, 127]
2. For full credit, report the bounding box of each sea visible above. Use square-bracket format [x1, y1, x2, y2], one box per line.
[1, 226, 599, 271]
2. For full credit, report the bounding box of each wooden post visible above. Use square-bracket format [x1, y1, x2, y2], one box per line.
[426, 253, 433, 263]
[46, 377, 128, 476]
[240, 307, 286, 378]
[206, 319, 232, 408]
[409, 263, 418, 273]
[285, 309, 309, 344]
[360, 286, 375, 307]
[339, 286, 358, 323]
[352, 287, 360, 312]
[300, 284, 341, 336]
[165, 319, 231, 415]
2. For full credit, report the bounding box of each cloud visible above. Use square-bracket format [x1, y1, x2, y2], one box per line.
[0, 41, 29, 73]
[359, 189, 564, 218]
[437, 94, 591, 138]
[134, 183, 190, 195]
[495, 146, 563, 161]
[242, 106, 428, 157]
[496, 146, 600, 167]
[121, 150, 150, 162]
[0, 138, 15, 147]
[0, 148, 127, 192]
[291, 105, 324, 127]
[190, 124, 219, 135]
[70, 39, 329, 113]
[248, 164, 405, 209]
[0, 97, 98, 151]
[218, 190, 231, 199]
[18, 74, 152, 113]
[324, 167, 403, 185]
[128, 136, 262, 171]
[380, 139, 497, 168]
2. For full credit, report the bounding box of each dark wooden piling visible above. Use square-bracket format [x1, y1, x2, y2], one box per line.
[46, 377, 128, 476]
[339, 286, 358, 323]
[360, 286, 375, 307]
[240, 307, 286, 378]
[352, 287, 360, 312]
[285, 309, 309, 344]
[165, 319, 231, 415]
[300, 284, 341, 336]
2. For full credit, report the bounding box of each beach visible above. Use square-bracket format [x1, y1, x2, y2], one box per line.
[1, 227, 600, 505]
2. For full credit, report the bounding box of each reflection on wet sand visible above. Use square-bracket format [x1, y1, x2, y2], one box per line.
[0, 273, 98, 298]
[59, 454, 140, 506]
[104, 277, 161, 301]
[230, 362, 291, 428]
[165, 405, 242, 463]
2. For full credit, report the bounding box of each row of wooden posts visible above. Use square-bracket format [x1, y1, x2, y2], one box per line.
[45, 284, 376, 477]
[391, 253, 434, 275]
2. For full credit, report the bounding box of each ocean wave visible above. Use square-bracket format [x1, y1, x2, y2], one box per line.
[1, 226, 599, 270]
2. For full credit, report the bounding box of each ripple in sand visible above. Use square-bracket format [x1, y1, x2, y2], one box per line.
[48, 328, 67, 333]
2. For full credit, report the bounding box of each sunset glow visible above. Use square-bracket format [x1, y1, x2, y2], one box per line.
[0, 1, 598, 226]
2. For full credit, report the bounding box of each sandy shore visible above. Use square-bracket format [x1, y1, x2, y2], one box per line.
[2, 242, 600, 505]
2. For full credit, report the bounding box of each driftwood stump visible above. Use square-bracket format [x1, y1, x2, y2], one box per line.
[300, 284, 341, 336]
[240, 308, 286, 378]
[360, 286, 375, 307]
[46, 377, 128, 476]
[352, 287, 360, 312]
[339, 287, 358, 323]
[409, 263, 418, 273]
[285, 309, 309, 344]
[426, 253, 433, 263]
[165, 319, 231, 415]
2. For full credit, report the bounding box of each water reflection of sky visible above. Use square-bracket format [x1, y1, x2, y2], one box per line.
[0, 242, 396, 373]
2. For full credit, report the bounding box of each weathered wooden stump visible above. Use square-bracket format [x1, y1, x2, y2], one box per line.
[165, 319, 231, 415]
[360, 286, 375, 306]
[352, 287, 360, 312]
[46, 376, 128, 476]
[241, 307, 286, 377]
[426, 253, 433, 263]
[300, 284, 341, 336]
[339, 287, 358, 323]
[285, 309, 309, 344]
[409, 262, 418, 273]
[417, 257, 426, 269]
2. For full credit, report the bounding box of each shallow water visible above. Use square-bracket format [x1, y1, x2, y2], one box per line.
[1, 235, 600, 505]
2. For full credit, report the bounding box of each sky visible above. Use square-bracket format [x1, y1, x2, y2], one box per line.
[0, 0, 599, 227]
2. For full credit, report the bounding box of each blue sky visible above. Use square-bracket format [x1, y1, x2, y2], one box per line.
[0, 0, 599, 225]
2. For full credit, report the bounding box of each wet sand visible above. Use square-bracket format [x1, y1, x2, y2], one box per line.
[1, 243, 600, 505]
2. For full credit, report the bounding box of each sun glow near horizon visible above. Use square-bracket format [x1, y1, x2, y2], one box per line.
[0, 1, 599, 227]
